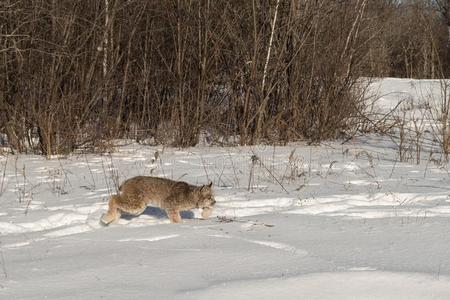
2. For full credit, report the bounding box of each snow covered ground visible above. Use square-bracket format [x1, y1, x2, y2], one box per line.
[1, 78, 450, 299]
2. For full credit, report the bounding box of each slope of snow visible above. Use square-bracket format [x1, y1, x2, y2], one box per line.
[188, 272, 450, 300]
[367, 77, 448, 113]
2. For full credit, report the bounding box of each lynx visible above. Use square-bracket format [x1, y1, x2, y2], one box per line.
[100, 176, 215, 225]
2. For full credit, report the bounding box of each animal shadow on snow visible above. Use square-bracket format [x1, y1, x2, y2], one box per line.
[120, 206, 195, 221]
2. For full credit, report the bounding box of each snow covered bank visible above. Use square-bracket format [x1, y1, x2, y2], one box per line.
[188, 272, 450, 300]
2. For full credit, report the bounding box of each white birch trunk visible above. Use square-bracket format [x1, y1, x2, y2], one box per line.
[261, 0, 280, 93]
[103, 0, 109, 79]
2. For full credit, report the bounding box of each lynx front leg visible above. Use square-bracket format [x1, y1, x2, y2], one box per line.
[101, 195, 122, 225]
[166, 208, 182, 223]
[201, 207, 213, 219]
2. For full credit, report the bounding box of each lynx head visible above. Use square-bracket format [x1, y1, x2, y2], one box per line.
[195, 182, 215, 208]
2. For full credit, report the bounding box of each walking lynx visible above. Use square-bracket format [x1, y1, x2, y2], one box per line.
[101, 176, 215, 224]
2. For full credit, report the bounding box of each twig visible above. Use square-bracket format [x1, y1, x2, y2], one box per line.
[156, 151, 166, 179]
[84, 154, 96, 189]
[0, 154, 7, 196]
[199, 154, 210, 182]
[108, 153, 119, 192]
[216, 216, 274, 227]
[101, 158, 112, 196]
[14, 156, 21, 202]
[389, 153, 398, 179]
[0, 251, 7, 279]
[308, 147, 312, 177]
[227, 150, 240, 188]
[24, 192, 33, 215]
[247, 155, 257, 192]
[252, 153, 289, 194]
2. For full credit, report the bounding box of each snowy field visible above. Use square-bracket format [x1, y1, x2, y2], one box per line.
[1, 78, 450, 299]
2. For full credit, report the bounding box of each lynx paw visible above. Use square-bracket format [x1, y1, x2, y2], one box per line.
[166, 209, 182, 223]
[201, 207, 213, 219]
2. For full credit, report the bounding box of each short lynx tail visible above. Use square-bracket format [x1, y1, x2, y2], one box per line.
[100, 213, 116, 225]
[100, 195, 121, 225]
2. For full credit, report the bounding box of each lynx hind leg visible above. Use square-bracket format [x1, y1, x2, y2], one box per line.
[118, 198, 147, 217]
[101, 195, 122, 225]
[166, 208, 182, 223]
[201, 207, 213, 219]
[101, 195, 147, 225]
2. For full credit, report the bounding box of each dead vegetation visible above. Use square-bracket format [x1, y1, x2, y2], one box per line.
[0, 1, 449, 155]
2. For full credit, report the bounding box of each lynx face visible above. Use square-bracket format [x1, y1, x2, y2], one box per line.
[197, 183, 216, 209]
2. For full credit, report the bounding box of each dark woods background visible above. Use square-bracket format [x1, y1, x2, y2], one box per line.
[1, 0, 449, 155]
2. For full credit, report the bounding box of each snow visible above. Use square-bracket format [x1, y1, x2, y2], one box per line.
[187, 272, 449, 300]
[1, 78, 450, 298]
[187, 272, 450, 300]
[367, 77, 448, 113]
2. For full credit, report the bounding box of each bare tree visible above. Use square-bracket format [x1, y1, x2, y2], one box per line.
[0, 0, 449, 155]
[436, 0, 450, 49]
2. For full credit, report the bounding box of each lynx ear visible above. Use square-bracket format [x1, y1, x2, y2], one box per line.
[200, 182, 212, 192]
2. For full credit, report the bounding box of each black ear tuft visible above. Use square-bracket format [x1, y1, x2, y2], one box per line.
[200, 182, 212, 192]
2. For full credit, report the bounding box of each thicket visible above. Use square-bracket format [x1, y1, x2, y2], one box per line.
[0, 0, 449, 155]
